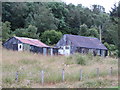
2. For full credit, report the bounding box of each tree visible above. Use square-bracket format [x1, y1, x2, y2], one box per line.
[25, 2, 58, 35]
[0, 21, 2, 38]
[110, 2, 120, 57]
[47, 2, 68, 19]
[65, 3, 81, 34]
[2, 2, 28, 30]
[13, 28, 28, 37]
[88, 27, 99, 38]
[2, 21, 11, 42]
[13, 25, 40, 39]
[104, 42, 118, 57]
[41, 30, 62, 45]
[79, 24, 88, 36]
[47, 2, 71, 34]
[92, 5, 105, 14]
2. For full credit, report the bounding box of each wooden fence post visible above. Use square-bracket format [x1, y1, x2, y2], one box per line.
[110, 67, 113, 76]
[15, 71, 18, 82]
[41, 70, 44, 85]
[62, 69, 64, 82]
[96, 68, 99, 77]
[80, 69, 83, 81]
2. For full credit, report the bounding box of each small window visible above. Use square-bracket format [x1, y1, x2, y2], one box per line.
[60, 46, 63, 49]
[19, 45, 22, 49]
[65, 46, 69, 49]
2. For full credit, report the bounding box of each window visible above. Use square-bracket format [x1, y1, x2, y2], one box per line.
[19, 45, 21, 49]
[65, 46, 69, 49]
[60, 46, 63, 49]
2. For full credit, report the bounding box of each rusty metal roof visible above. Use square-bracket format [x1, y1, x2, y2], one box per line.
[66, 34, 107, 50]
[14, 36, 49, 48]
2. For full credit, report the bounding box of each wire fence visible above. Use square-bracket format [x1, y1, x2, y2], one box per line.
[2, 67, 117, 86]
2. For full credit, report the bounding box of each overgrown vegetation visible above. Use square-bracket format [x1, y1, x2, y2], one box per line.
[41, 30, 62, 45]
[75, 54, 87, 65]
[2, 48, 118, 88]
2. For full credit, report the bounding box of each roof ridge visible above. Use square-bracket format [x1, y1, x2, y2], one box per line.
[65, 34, 98, 39]
[14, 36, 38, 40]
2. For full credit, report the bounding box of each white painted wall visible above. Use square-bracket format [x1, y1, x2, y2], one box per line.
[50, 48, 53, 56]
[64, 46, 70, 55]
[58, 45, 70, 55]
[58, 48, 64, 55]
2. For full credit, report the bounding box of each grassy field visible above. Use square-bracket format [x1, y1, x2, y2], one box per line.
[1, 45, 118, 88]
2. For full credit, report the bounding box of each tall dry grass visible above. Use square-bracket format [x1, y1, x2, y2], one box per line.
[0, 43, 2, 89]
[2, 47, 118, 88]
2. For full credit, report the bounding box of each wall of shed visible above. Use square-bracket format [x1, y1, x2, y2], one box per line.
[3, 37, 22, 50]
[30, 45, 43, 54]
[23, 44, 30, 51]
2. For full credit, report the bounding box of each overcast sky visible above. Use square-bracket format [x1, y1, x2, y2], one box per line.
[62, 0, 119, 13]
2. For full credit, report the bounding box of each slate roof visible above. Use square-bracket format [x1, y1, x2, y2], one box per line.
[66, 34, 107, 50]
[14, 36, 49, 48]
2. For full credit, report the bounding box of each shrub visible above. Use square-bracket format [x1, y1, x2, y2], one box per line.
[104, 43, 118, 57]
[65, 56, 75, 65]
[87, 52, 93, 60]
[41, 30, 62, 45]
[74, 53, 86, 65]
[3, 77, 13, 84]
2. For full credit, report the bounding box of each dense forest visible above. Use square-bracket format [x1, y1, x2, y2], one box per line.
[1, 2, 120, 57]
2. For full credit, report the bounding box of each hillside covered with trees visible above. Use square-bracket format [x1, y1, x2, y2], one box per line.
[2, 2, 120, 57]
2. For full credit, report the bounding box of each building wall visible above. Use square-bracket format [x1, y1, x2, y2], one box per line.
[56, 35, 75, 55]
[3, 37, 22, 50]
[23, 43, 30, 51]
[30, 45, 43, 54]
[75, 47, 107, 57]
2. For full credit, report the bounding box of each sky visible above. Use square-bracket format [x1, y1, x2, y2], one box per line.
[62, 0, 119, 13]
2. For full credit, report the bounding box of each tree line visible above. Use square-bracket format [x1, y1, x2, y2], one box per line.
[2, 2, 120, 57]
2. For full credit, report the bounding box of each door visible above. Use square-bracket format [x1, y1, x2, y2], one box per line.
[43, 48, 47, 56]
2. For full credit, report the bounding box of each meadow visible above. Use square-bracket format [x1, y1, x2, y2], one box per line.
[1, 46, 118, 88]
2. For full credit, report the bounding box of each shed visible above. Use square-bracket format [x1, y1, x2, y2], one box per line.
[55, 34, 108, 56]
[3, 36, 57, 55]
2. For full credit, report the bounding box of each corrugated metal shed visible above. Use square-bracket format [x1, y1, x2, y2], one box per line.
[66, 34, 107, 50]
[14, 36, 49, 48]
